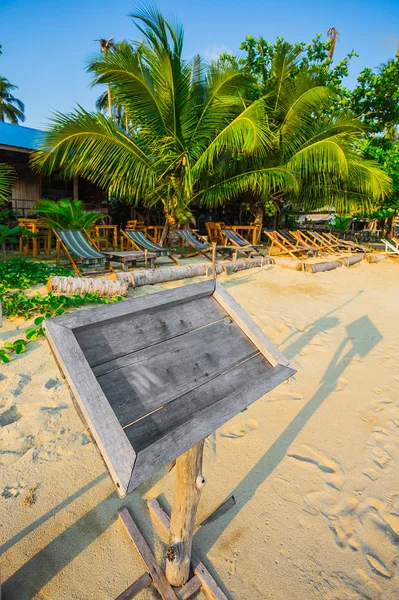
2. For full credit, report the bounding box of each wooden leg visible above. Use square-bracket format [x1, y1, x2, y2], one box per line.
[118, 507, 178, 600]
[148, 497, 228, 600]
[166, 440, 205, 587]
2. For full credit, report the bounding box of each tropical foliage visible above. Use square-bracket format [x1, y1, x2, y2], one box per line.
[0, 162, 16, 203]
[0, 44, 25, 123]
[0, 224, 36, 258]
[32, 8, 392, 232]
[0, 258, 122, 334]
[33, 198, 103, 230]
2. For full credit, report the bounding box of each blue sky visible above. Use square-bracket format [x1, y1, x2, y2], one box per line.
[1, 0, 398, 129]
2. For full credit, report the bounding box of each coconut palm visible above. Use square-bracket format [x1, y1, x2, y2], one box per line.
[33, 198, 103, 230]
[0, 77, 25, 123]
[0, 163, 16, 203]
[31, 7, 391, 237]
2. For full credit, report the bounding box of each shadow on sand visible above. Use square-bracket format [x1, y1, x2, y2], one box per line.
[3, 292, 382, 597]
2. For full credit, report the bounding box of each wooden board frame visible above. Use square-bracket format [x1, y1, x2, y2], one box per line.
[45, 280, 295, 496]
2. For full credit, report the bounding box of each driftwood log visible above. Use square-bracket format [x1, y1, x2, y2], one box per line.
[339, 254, 364, 267]
[304, 260, 342, 273]
[48, 276, 129, 297]
[48, 258, 274, 296]
[117, 257, 274, 288]
[272, 257, 303, 271]
[366, 253, 386, 264]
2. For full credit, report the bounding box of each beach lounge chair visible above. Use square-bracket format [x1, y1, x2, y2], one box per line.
[121, 229, 180, 265]
[55, 229, 112, 277]
[289, 230, 321, 254]
[176, 228, 247, 260]
[264, 230, 312, 260]
[305, 231, 339, 253]
[321, 232, 369, 253]
[221, 227, 266, 256]
[382, 238, 399, 256]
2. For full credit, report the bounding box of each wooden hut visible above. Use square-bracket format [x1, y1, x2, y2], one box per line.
[0, 122, 107, 217]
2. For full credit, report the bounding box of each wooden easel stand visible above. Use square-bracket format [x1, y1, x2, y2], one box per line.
[116, 498, 227, 600]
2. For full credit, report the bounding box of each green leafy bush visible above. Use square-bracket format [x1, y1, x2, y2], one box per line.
[0, 316, 44, 363]
[2, 291, 122, 319]
[0, 258, 123, 323]
[0, 257, 73, 295]
[34, 198, 103, 230]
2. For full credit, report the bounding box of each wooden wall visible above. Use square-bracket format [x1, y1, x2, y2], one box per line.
[12, 164, 42, 217]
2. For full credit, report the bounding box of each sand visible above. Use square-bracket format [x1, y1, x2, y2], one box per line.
[1, 258, 399, 599]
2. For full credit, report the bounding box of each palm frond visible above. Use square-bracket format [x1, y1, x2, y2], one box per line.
[0, 163, 16, 203]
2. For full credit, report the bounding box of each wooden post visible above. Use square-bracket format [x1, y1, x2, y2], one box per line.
[211, 242, 217, 279]
[166, 440, 206, 587]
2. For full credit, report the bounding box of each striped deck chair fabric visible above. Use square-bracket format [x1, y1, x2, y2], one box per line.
[222, 229, 253, 247]
[177, 229, 211, 250]
[56, 230, 105, 265]
[124, 230, 172, 257]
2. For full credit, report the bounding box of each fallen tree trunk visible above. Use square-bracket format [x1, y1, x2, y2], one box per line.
[49, 257, 274, 296]
[304, 260, 341, 273]
[222, 256, 273, 273]
[117, 257, 273, 288]
[272, 257, 303, 271]
[48, 276, 129, 297]
[366, 253, 386, 263]
[339, 254, 364, 267]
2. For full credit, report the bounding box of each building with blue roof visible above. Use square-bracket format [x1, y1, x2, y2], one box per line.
[0, 122, 106, 216]
[0, 121, 44, 151]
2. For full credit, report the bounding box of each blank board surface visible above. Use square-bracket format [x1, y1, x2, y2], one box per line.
[45, 280, 295, 495]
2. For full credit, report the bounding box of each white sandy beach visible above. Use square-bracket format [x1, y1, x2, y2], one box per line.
[1, 258, 399, 599]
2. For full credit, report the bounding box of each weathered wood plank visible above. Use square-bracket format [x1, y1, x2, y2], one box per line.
[95, 318, 257, 428]
[148, 499, 228, 600]
[118, 507, 178, 600]
[50, 279, 216, 332]
[115, 572, 152, 600]
[45, 322, 136, 495]
[127, 361, 295, 491]
[213, 281, 289, 367]
[166, 441, 205, 586]
[75, 296, 227, 367]
[175, 575, 201, 600]
[126, 353, 268, 452]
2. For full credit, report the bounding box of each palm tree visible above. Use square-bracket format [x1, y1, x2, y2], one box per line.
[327, 28, 339, 61]
[0, 163, 16, 203]
[95, 36, 116, 117]
[31, 7, 391, 238]
[0, 77, 25, 123]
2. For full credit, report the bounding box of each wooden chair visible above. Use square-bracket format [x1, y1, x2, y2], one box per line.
[205, 222, 224, 245]
[54, 229, 112, 277]
[121, 229, 180, 266]
[221, 227, 265, 256]
[305, 231, 339, 253]
[382, 238, 399, 256]
[177, 228, 249, 261]
[289, 230, 320, 254]
[322, 232, 369, 253]
[264, 230, 310, 260]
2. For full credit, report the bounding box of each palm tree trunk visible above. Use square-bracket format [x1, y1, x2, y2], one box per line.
[251, 204, 264, 243]
[107, 84, 113, 118]
[163, 209, 181, 246]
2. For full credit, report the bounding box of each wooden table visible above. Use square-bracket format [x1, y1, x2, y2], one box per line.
[94, 225, 118, 251]
[102, 250, 156, 271]
[18, 220, 52, 257]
